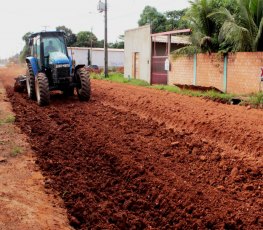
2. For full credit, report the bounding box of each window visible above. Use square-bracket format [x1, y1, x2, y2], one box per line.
[33, 37, 37, 57]
[43, 36, 67, 57]
[36, 39, 40, 60]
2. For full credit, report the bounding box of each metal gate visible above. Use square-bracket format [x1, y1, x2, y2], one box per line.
[151, 56, 168, 84]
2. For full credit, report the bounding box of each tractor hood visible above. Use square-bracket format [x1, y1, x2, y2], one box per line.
[49, 52, 70, 65]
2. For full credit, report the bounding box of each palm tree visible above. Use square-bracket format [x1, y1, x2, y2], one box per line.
[208, 0, 263, 52]
[174, 0, 234, 56]
[186, 0, 219, 53]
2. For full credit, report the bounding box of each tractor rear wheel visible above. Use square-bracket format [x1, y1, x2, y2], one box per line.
[26, 63, 36, 99]
[76, 68, 91, 101]
[35, 73, 50, 106]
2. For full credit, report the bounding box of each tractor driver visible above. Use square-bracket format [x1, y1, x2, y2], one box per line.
[45, 40, 56, 55]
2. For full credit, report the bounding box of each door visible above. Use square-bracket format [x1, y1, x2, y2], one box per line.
[132, 52, 140, 79]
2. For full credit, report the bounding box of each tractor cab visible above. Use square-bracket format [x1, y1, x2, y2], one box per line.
[28, 31, 71, 86]
[25, 31, 91, 106]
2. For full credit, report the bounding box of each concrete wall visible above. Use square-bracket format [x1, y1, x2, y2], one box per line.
[168, 52, 263, 94]
[124, 25, 152, 82]
[67, 47, 124, 68]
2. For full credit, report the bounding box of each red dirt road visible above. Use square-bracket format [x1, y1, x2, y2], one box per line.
[6, 78, 263, 229]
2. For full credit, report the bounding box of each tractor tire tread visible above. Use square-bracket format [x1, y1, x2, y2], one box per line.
[77, 68, 91, 101]
[27, 63, 36, 99]
[36, 73, 50, 106]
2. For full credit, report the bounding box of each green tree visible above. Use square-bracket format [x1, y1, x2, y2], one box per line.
[209, 0, 263, 52]
[164, 9, 189, 31]
[138, 6, 167, 33]
[174, 0, 238, 55]
[75, 31, 98, 47]
[187, 0, 221, 53]
[19, 32, 32, 63]
[96, 39, 104, 48]
[108, 35, 124, 49]
[56, 25, 77, 46]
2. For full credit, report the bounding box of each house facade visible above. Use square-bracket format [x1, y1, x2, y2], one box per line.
[124, 25, 191, 84]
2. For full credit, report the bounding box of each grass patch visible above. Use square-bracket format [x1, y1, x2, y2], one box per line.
[91, 72, 150, 86]
[149, 85, 181, 93]
[202, 90, 234, 103]
[247, 92, 263, 106]
[0, 115, 16, 125]
[11, 146, 23, 157]
[150, 85, 234, 103]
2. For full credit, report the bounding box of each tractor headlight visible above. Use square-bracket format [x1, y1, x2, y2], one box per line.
[56, 64, 70, 68]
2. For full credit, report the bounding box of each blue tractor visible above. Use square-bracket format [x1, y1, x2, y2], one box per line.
[25, 31, 90, 106]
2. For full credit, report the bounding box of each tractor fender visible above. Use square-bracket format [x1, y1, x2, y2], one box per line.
[73, 65, 86, 83]
[74, 64, 85, 74]
[26, 57, 39, 77]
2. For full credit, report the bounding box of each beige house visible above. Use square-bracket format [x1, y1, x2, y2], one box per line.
[124, 25, 191, 84]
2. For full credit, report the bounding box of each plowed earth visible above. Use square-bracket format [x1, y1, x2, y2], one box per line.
[6, 77, 263, 229]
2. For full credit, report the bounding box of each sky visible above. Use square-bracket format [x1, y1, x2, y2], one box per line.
[0, 0, 189, 59]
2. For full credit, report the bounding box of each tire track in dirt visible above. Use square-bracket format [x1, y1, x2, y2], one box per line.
[6, 80, 263, 229]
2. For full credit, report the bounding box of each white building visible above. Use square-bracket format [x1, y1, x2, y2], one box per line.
[67, 47, 124, 68]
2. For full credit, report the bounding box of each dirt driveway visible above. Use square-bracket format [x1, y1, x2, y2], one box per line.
[2, 66, 261, 230]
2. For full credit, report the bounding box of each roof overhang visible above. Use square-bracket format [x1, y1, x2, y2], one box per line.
[151, 29, 191, 37]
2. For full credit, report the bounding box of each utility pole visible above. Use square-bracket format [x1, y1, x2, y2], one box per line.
[104, 0, 108, 77]
[90, 27, 93, 66]
[98, 0, 108, 77]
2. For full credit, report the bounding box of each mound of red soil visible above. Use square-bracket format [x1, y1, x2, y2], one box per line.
[175, 84, 222, 93]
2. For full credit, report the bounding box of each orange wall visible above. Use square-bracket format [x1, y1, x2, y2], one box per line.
[168, 52, 263, 94]
[227, 52, 263, 94]
[168, 56, 194, 85]
[196, 54, 224, 92]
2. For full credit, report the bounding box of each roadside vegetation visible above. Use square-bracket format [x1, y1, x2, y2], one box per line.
[11, 146, 23, 157]
[0, 115, 16, 125]
[91, 72, 263, 108]
[173, 0, 263, 56]
[246, 92, 263, 106]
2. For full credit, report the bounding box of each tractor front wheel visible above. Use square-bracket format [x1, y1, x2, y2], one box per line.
[35, 73, 50, 106]
[76, 68, 91, 101]
[26, 63, 36, 99]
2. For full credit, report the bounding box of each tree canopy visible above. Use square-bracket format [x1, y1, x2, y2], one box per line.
[174, 0, 263, 55]
[138, 6, 188, 33]
[56, 25, 77, 47]
[209, 0, 263, 52]
[109, 35, 124, 49]
[164, 9, 189, 31]
[19, 32, 32, 63]
[74, 31, 98, 47]
[138, 6, 167, 33]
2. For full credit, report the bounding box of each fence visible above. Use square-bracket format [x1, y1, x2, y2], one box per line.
[168, 52, 263, 94]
